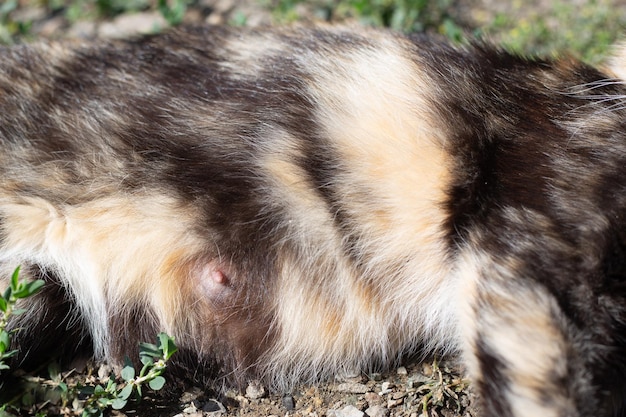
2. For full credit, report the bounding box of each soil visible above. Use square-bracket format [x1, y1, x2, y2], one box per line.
[112, 358, 479, 417]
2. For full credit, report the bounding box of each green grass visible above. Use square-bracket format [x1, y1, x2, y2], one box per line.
[480, 0, 626, 64]
[1, 0, 625, 64]
[263, 0, 460, 34]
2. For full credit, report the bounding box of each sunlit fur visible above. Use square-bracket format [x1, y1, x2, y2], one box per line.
[0, 26, 625, 417]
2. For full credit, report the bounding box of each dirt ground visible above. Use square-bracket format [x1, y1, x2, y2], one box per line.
[4, 0, 558, 43]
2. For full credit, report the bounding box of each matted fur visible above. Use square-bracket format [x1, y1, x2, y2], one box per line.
[0, 25, 625, 416]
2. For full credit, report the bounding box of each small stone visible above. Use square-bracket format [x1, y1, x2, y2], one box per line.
[180, 387, 204, 403]
[396, 366, 408, 375]
[282, 395, 296, 410]
[364, 392, 382, 406]
[379, 382, 393, 395]
[312, 395, 324, 408]
[365, 405, 390, 417]
[202, 399, 226, 414]
[336, 372, 366, 383]
[422, 363, 433, 377]
[441, 409, 457, 417]
[67, 21, 97, 39]
[98, 11, 169, 39]
[97, 363, 113, 380]
[392, 391, 406, 400]
[387, 397, 404, 408]
[335, 382, 370, 394]
[327, 405, 365, 417]
[245, 380, 267, 399]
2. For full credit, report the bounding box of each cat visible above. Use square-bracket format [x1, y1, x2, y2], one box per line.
[0, 24, 624, 417]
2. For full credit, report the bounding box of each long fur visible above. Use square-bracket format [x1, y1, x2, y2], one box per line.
[0, 25, 625, 416]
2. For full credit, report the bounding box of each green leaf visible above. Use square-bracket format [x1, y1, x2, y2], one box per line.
[24, 279, 44, 296]
[111, 398, 128, 410]
[0, 330, 10, 352]
[106, 379, 117, 392]
[139, 356, 154, 367]
[11, 278, 44, 299]
[10, 267, 20, 289]
[48, 361, 61, 380]
[0, 296, 7, 313]
[148, 376, 166, 391]
[79, 386, 95, 395]
[82, 406, 103, 417]
[21, 391, 35, 406]
[121, 365, 135, 382]
[11, 308, 27, 316]
[2, 349, 18, 359]
[139, 342, 161, 360]
[97, 397, 112, 407]
[158, 333, 177, 359]
[118, 383, 133, 400]
[123, 355, 133, 368]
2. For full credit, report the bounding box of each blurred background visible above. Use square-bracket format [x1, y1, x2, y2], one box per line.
[1, 0, 626, 63]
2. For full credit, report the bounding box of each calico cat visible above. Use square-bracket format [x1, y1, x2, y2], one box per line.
[0, 25, 625, 417]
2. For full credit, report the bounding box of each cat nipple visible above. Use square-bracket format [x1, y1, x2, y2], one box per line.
[210, 269, 228, 286]
[197, 260, 233, 302]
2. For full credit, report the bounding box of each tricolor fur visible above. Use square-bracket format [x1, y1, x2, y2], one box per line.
[0, 25, 625, 416]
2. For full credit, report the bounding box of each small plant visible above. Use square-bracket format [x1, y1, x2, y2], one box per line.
[157, 0, 191, 26]
[416, 358, 469, 417]
[0, 267, 44, 373]
[263, 0, 464, 38]
[0, 269, 177, 416]
[0, 0, 33, 45]
[80, 332, 177, 417]
[480, 0, 626, 64]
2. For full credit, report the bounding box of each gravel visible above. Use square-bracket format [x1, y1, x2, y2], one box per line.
[151, 359, 478, 417]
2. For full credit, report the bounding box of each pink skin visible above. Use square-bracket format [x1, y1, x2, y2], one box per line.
[198, 261, 232, 302]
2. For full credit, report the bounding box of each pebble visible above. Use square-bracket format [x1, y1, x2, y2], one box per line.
[364, 392, 382, 406]
[282, 395, 296, 410]
[391, 392, 406, 400]
[422, 363, 433, 377]
[387, 397, 404, 408]
[245, 380, 267, 399]
[98, 11, 169, 39]
[396, 366, 407, 375]
[335, 382, 370, 393]
[97, 363, 113, 380]
[179, 387, 204, 403]
[379, 382, 393, 395]
[327, 405, 365, 417]
[202, 399, 226, 414]
[365, 405, 390, 417]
